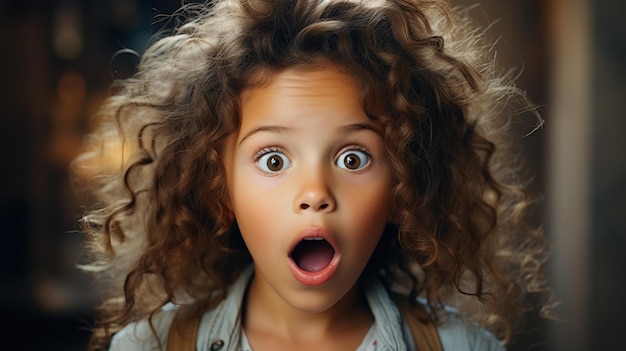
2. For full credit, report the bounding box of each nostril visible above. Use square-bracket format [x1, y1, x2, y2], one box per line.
[300, 203, 330, 211]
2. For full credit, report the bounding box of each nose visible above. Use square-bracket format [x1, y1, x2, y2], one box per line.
[294, 169, 336, 213]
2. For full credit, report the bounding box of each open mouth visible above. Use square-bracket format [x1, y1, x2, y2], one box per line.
[291, 238, 335, 273]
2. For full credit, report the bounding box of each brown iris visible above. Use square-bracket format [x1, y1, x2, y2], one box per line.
[267, 155, 283, 171]
[342, 153, 361, 169]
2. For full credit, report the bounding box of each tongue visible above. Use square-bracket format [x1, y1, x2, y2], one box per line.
[292, 240, 335, 272]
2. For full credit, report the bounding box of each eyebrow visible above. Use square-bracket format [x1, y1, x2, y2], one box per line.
[238, 125, 292, 145]
[238, 122, 382, 145]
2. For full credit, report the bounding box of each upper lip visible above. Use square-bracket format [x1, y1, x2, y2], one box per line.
[288, 227, 339, 258]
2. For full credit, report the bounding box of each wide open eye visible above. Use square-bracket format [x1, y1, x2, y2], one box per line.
[336, 149, 370, 171]
[257, 151, 291, 174]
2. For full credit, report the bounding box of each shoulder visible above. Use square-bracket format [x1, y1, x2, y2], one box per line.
[433, 303, 505, 351]
[108, 304, 179, 351]
[110, 267, 253, 351]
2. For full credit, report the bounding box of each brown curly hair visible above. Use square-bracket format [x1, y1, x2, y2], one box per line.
[71, 0, 555, 349]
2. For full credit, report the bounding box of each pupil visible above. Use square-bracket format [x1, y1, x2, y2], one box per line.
[268, 156, 282, 171]
[344, 154, 360, 169]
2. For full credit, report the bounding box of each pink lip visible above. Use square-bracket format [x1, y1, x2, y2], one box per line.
[288, 227, 340, 286]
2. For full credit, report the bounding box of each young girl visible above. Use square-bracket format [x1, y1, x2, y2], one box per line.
[72, 0, 554, 350]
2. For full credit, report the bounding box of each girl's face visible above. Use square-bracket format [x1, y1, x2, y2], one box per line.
[223, 63, 394, 315]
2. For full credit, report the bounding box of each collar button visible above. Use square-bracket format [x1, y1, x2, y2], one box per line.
[210, 339, 224, 350]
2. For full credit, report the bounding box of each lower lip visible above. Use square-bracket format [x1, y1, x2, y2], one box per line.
[288, 255, 340, 286]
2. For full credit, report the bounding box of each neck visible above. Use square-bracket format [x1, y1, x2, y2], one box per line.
[242, 275, 373, 342]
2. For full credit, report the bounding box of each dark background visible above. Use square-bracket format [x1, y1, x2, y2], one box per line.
[0, 0, 623, 350]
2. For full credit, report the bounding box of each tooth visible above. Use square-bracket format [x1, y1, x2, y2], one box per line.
[304, 237, 324, 241]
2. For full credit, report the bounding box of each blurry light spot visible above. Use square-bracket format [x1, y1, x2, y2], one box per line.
[57, 70, 86, 104]
[53, 4, 83, 60]
[112, 0, 139, 30]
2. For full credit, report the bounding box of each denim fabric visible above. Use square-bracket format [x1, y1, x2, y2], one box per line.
[110, 266, 504, 351]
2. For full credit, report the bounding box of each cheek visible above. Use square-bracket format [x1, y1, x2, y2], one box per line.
[345, 183, 393, 238]
[229, 190, 272, 254]
[230, 183, 264, 228]
[345, 173, 393, 220]
[230, 173, 286, 212]
[228, 175, 288, 244]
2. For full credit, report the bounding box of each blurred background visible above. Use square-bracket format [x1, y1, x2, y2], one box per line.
[0, 0, 623, 350]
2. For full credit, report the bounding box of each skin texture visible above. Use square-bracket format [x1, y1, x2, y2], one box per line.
[222, 64, 394, 350]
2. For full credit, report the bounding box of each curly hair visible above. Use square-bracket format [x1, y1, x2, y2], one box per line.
[71, 0, 555, 349]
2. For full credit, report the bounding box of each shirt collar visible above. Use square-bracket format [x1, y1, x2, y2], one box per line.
[198, 266, 408, 351]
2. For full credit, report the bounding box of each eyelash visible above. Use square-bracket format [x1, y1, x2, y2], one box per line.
[252, 144, 372, 173]
[253, 145, 371, 159]
[253, 146, 286, 161]
[336, 145, 372, 171]
[339, 144, 370, 156]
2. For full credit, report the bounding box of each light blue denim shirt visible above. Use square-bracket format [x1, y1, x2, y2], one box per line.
[110, 266, 504, 351]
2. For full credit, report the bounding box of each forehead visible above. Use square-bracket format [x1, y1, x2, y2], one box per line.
[244, 59, 360, 91]
[241, 64, 359, 102]
[236, 65, 369, 134]
[239, 60, 386, 118]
